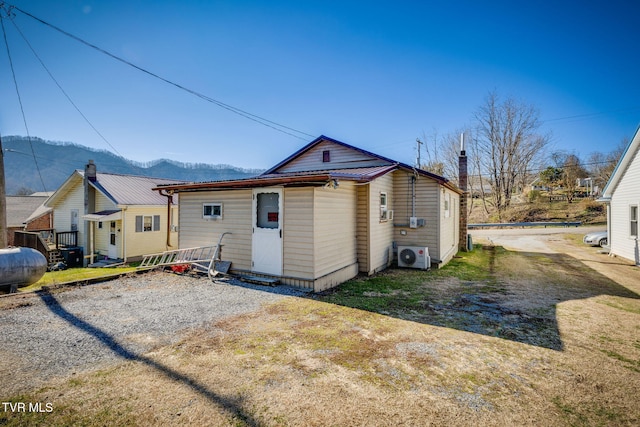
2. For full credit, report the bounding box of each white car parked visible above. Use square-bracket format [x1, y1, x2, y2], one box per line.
[583, 230, 608, 247]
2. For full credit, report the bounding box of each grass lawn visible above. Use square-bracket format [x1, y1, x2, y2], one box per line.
[1, 242, 639, 426]
[16, 266, 139, 293]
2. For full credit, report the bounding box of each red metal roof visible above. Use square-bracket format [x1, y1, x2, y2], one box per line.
[154, 165, 399, 192]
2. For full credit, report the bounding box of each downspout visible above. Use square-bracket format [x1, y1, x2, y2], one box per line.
[412, 175, 416, 218]
[159, 189, 174, 249]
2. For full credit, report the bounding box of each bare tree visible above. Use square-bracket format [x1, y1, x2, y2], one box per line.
[587, 137, 628, 193]
[417, 129, 446, 177]
[14, 186, 34, 196]
[418, 128, 481, 218]
[418, 128, 472, 184]
[473, 91, 551, 217]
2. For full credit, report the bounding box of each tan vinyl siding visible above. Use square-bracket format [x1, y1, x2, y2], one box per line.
[367, 174, 395, 274]
[311, 263, 359, 293]
[356, 183, 370, 273]
[392, 171, 440, 261]
[283, 187, 315, 280]
[276, 140, 391, 173]
[178, 190, 253, 271]
[313, 182, 358, 279]
[439, 188, 460, 265]
[610, 145, 640, 262]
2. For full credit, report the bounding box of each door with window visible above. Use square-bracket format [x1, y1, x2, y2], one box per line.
[70, 209, 79, 231]
[108, 221, 118, 258]
[252, 188, 283, 275]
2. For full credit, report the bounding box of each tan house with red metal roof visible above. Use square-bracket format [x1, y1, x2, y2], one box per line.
[157, 135, 462, 292]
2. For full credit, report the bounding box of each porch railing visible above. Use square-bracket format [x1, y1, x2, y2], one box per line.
[13, 230, 51, 258]
[56, 231, 78, 248]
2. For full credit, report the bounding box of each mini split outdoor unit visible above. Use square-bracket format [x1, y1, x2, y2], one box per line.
[397, 246, 431, 270]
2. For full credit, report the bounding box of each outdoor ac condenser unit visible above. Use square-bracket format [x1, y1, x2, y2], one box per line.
[397, 246, 430, 270]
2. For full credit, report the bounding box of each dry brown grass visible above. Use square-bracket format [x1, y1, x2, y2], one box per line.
[2, 237, 639, 426]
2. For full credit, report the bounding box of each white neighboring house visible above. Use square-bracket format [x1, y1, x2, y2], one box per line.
[45, 161, 184, 265]
[599, 126, 640, 265]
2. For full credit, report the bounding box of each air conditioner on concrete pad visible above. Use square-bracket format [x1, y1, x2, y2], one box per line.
[397, 246, 430, 270]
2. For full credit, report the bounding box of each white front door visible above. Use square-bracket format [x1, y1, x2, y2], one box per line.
[108, 221, 118, 259]
[252, 188, 283, 275]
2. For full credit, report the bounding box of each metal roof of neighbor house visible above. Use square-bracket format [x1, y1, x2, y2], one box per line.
[5, 196, 49, 227]
[24, 203, 52, 224]
[45, 170, 187, 207]
[86, 172, 185, 205]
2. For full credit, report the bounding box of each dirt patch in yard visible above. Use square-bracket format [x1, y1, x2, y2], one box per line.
[2, 232, 640, 426]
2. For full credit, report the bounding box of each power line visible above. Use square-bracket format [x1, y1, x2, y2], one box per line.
[6, 16, 129, 161]
[0, 9, 47, 192]
[542, 107, 640, 124]
[8, 3, 315, 141]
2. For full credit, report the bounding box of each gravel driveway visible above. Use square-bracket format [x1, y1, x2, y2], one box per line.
[0, 271, 305, 396]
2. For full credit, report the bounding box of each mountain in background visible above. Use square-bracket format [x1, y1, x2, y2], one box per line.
[2, 136, 264, 195]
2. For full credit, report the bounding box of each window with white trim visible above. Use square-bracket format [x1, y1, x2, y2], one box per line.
[135, 215, 160, 232]
[380, 192, 389, 221]
[203, 203, 223, 219]
[631, 205, 638, 238]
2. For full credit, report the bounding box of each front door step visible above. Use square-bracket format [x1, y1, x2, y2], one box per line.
[238, 275, 279, 286]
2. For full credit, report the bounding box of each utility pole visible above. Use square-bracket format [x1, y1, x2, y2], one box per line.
[0, 133, 8, 248]
[416, 138, 423, 168]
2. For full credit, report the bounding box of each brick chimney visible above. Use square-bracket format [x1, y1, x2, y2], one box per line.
[85, 159, 97, 182]
[459, 134, 469, 252]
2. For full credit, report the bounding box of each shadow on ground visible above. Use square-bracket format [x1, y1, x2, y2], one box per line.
[313, 245, 640, 351]
[37, 291, 260, 427]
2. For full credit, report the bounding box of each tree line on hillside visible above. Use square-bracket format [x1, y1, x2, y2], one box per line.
[418, 91, 626, 220]
[2, 136, 263, 195]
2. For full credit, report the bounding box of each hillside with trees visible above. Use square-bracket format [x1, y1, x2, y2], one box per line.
[2, 136, 264, 195]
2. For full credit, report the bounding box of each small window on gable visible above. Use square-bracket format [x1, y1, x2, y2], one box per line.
[631, 205, 638, 238]
[203, 203, 223, 219]
[323, 150, 330, 163]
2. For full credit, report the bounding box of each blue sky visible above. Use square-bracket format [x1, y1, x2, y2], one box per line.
[1, 0, 639, 170]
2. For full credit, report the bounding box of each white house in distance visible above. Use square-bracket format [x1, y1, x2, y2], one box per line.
[45, 161, 183, 265]
[156, 135, 462, 292]
[599, 125, 640, 265]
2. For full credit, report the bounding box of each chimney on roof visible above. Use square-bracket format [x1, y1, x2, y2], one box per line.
[459, 133, 469, 252]
[85, 160, 97, 182]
